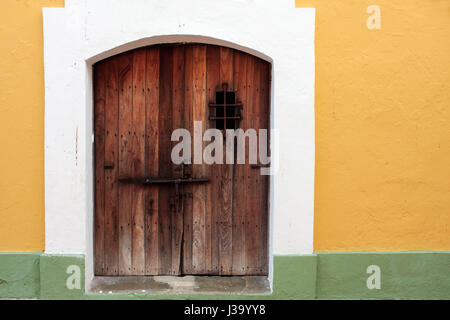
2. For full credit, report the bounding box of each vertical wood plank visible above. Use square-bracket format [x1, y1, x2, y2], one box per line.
[191, 44, 207, 274]
[158, 46, 174, 275]
[182, 45, 194, 275]
[232, 51, 247, 275]
[250, 58, 263, 274]
[94, 61, 106, 275]
[104, 57, 120, 276]
[118, 52, 134, 275]
[253, 58, 263, 274]
[205, 45, 221, 274]
[259, 61, 270, 274]
[145, 47, 160, 275]
[130, 48, 147, 275]
[170, 45, 185, 275]
[244, 55, 260, 274]
[218, 47, 234, 275]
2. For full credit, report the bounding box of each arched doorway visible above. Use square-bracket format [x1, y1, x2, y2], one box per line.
[93, 43, 270, 276]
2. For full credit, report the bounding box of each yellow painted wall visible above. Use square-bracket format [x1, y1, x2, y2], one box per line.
[0, 0, 64, 251]
[0, 0, 449, 252]
[296, 0, 450, 251]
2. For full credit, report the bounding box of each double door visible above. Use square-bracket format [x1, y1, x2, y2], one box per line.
[94, 44, 270, 276]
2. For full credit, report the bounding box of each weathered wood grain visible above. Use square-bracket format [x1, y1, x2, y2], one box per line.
[158, 46, 174, 275]
[191, 44, 207, 274]
[244, 55, 259, 273]
[145, 47, 160, 275]
[231, 51, 247, 275]
[131, 48, 147, 275]
[170, 45, 185, 275]
[205, 45, 221, 274]
[219, 47, 234, 275]
[95, 44, 270, 277]
[259, 61, 270, 274]
[182, 45, 194, 275]
[94, 61, 106, 275]
[103, 57, 119, 276]
[118, 52, 134, 275]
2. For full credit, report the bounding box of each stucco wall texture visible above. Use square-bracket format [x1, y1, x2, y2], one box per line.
[296, 0, 450, 251]
[0, 0, 64, 251]
[0, 0, 449, 252]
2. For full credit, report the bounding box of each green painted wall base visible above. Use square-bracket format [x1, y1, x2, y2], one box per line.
[40, 254, 85, 300]
[316, 252, 450, 299]
[0, 252, 41, 298]
[0, 252, 449, 299]
[272, 255, 317, 299]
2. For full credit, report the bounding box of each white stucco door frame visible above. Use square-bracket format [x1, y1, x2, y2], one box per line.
[43, 0, 315, 290]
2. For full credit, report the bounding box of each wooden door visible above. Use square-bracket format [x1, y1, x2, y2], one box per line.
[94, 44, 270, 276]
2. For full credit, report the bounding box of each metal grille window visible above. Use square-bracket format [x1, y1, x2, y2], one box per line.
[209, 83, 243, 130]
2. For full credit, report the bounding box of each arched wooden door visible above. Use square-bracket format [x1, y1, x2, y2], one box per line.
[94, 44, 270, 276]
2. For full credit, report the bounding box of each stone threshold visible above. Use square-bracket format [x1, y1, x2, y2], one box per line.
[89, 275, 271, 295]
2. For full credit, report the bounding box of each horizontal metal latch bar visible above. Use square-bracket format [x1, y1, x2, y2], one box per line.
[208, 103, 243, 108]
[118, 177, 209, 184]
[250, 164, 270, 169]
[209, 116, 242, 120]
